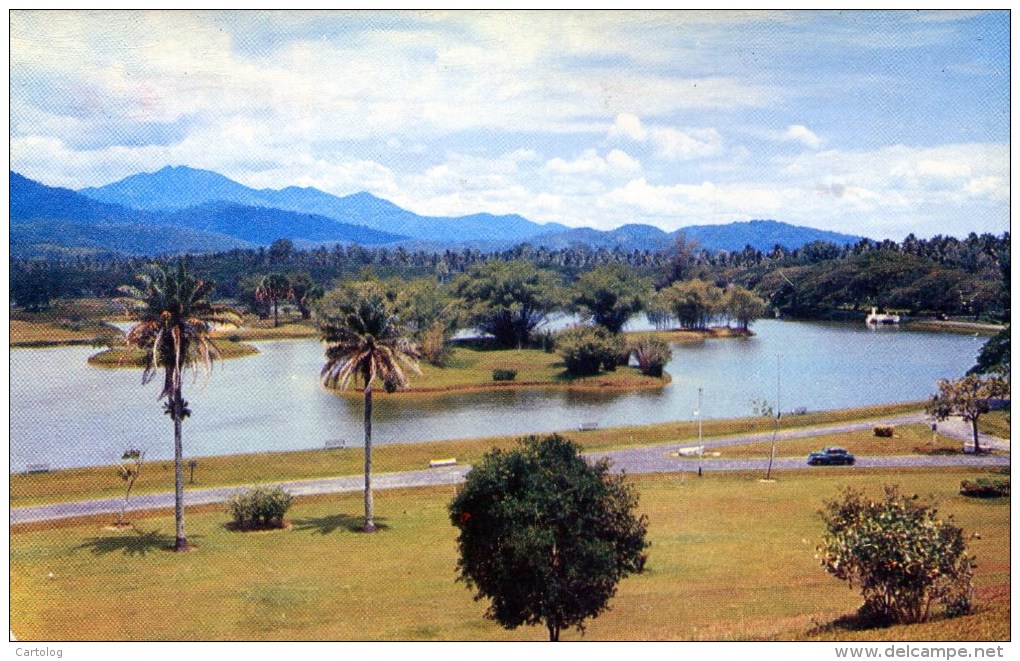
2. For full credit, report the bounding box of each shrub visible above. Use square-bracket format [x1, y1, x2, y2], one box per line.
[874, 426, 895, 437]
[556, 325, 625, 376]
[418, 322, 453, 367]
[959, 477, 1010, 498]
[536, 329, 557, 353]
[629, 337, 672, 377]
[227, 485, 292, 529]
[492, 369, 518, 382]
[818, 486, 974, 626]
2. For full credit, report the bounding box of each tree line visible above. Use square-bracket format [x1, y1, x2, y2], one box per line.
[11, 231, 1009, 325]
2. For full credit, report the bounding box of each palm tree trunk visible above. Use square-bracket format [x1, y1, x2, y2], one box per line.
[173, 400, 187, 550]
[971, 417, 981, 453]
[363, 382, 375, 532]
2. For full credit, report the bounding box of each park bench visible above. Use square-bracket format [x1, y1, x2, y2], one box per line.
[25, 463, 50, 474]
[429, 458, 457, 468]
[578, 422, 599, 432]
[324, 439, 346, 450]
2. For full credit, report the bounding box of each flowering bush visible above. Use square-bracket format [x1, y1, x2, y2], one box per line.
[227, 485, 292, 529]
[818, 486, 974, 626]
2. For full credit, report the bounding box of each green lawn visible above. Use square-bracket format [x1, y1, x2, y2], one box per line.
[10, 468, 1008, 641]
[980, 409, 1011, 441]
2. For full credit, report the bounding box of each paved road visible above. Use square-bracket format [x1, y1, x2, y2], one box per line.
[10, 415, 1008, 525]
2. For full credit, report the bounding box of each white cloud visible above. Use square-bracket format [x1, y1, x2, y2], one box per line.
[608, 114, 723, 161]
[544, 149, 641, 177]
[609, 113, 646, 141]
[649, 127, 724, 160]
[782, 125, 823, 149]
[8, 11, 1010, 240]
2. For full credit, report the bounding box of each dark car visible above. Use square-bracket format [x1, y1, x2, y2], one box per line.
[807, 446, 855, 466]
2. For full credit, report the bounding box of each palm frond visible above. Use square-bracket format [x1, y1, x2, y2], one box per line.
[320, 294, 421, 393]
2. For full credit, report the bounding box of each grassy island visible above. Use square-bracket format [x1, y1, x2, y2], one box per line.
[87, 340, 260, 367]
[389, 344, 670, 395]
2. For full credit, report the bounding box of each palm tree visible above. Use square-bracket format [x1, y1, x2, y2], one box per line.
[256, 273, 292, 327]
[119, 261, 240, 551]
[320, 293, 420, 532]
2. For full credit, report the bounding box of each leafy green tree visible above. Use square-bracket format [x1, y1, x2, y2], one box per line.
[555, 325, 626, 376]
[11, 261, 62, 311]
[289, 272, 324, 320]
[818, 486, 975, 626]
[645, 290, 677, 330]
[571, 264, 651, 333]
[658, 279, 723, 330]
[393, 278, 460, 366]
[267, 238, 295, 264]
[925, 374, 1010, 453]
[724, 285, 768, 331]
[454, 260, 563, 348]
[320, 292, 421, 532]
[119, 261, 240, 551]
[255, 273, 292, 327]
[968, 326, 1010, 376]
[660, 233, 700, 286]
[449, 434, 649, 641]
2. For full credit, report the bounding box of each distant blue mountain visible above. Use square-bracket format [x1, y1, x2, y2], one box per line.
[528, 220, 861, 253]
[80, 165, 567, 244]
[11, 172, 252, 257]
[19, 166, 868, 256]
[530, 224, 673, 252]
[10, 172, 406, 257]
[678, 219, 861, 252]
[79, 166, 262, 210]
[157, 201, 406, 246]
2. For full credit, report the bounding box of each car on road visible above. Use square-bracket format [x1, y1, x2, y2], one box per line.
[807, 446, 855, 466]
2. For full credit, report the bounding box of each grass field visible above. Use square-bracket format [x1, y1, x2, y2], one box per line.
[10, 401, 928, 508]
[692, 423, 1003, 460]
[9, 468, 1008, 641]
[980, 410, 1011, 441]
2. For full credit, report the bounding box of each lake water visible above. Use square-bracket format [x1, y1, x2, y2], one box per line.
[9, 319, 984, 471]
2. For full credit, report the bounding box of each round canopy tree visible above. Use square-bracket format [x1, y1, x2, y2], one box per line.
[449, 434, 649, 641]
[454, 259, 563, 349]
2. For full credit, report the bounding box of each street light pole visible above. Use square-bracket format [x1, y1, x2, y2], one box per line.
[766, 354, 780, 481]
[697, 387, 703, 477]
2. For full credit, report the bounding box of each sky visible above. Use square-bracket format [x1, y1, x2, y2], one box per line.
[8, 9, 1012, 240]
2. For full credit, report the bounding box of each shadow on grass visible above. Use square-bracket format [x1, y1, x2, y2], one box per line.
[75, 528, 200, 557]
[292, 513, 390, 535]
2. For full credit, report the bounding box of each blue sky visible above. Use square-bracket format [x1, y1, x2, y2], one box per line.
[9, 10, 1011, 239]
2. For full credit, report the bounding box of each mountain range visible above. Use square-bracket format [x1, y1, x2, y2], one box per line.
[11, 166, 865, 257]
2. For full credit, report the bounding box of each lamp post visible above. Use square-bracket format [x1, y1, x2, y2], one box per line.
[765, 354, 780, 481]
[696, 387, 703, 477]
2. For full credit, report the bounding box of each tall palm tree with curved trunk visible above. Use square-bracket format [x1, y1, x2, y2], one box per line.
[320, 293, 420, 532]
[119, 261, 241, 551]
